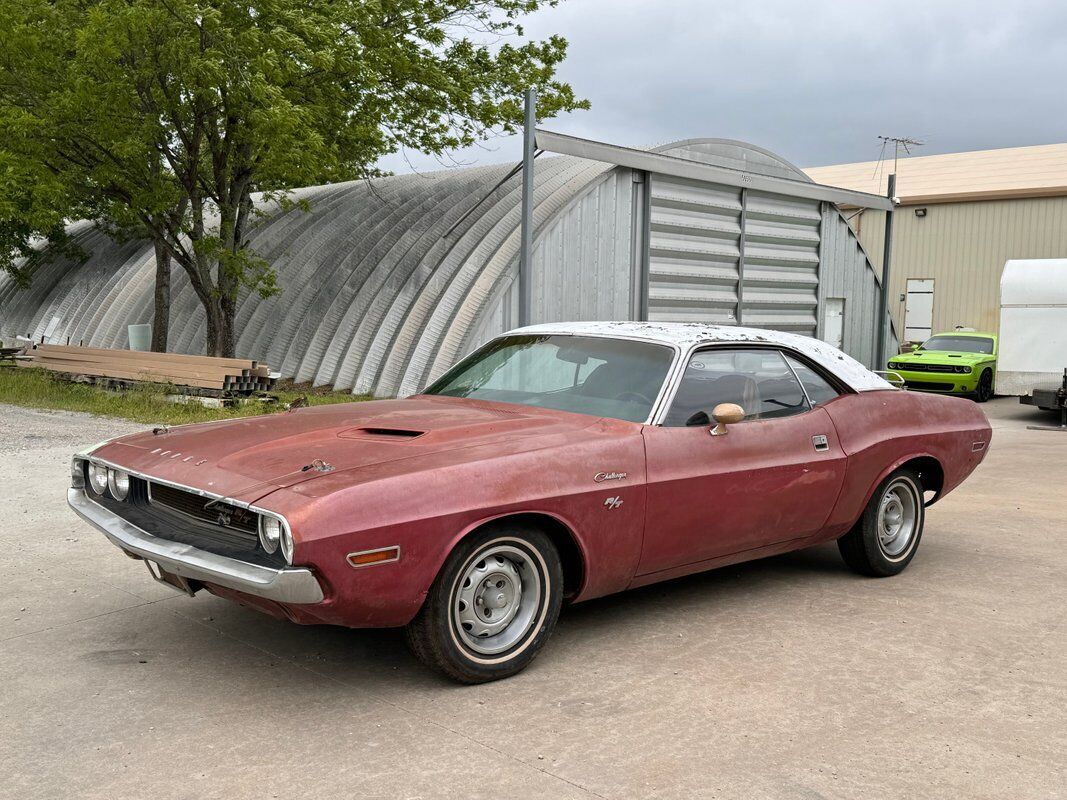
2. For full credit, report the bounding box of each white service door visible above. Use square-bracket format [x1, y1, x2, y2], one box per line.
[904, 279, 934, 341]
[823, 298, 845, 349]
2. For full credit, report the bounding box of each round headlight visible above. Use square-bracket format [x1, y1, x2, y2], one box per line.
[108, 468, 130, 501]
[280, 523, 295, 564]
[888, 362, 900, 370]
[87, 463, 109, 495]
[259, 515, 282, 553]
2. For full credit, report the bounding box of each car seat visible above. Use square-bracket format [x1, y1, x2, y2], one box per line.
[664, 372, 761, 425]
[578, 361, 637, 399]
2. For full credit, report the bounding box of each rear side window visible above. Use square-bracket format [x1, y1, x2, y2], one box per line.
[785, 355, 840, 407]
[664, 348, 809, 426]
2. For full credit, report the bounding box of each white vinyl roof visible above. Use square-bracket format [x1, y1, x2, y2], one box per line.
[508, 321, 894, 392]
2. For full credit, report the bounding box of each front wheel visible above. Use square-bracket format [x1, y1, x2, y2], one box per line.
[974, 369, 994, 403]
[838, 469, 925, 577]
[405, 524, 563, 683]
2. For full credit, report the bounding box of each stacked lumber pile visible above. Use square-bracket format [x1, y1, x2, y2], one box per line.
[18, 344, 276, 395]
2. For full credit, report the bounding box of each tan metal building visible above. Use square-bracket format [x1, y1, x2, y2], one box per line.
[805, 143, 1067, 344]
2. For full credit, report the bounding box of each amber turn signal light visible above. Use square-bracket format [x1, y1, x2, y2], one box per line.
[346, 546, 401, 569]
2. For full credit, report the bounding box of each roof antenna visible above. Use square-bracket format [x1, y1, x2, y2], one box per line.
[875, 135, 924, 180]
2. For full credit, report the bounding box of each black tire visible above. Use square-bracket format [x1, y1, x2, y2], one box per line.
[405, 523, 563, 683]
[974, 369, 994, 403]
[838, 469, 925, 577]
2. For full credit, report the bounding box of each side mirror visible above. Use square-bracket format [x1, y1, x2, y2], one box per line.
[710, 403, 745, 436]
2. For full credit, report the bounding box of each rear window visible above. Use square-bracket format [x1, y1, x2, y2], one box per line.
[785, 355, 840, 406]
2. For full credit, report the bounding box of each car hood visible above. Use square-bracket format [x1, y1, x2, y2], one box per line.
[893, 350, 991, 365]
[90, 396, 607, 503]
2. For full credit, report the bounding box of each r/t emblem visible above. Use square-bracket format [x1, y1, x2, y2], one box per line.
[603, 496, 623, 510]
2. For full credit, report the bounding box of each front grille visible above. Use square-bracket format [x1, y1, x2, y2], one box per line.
[904, 381, 955, 391]
[87, 479, 285, 569]
[895, 363, 958, 373]
[99, 492, 285, 568]
[149, 482, 259, 535]
[79, 462, 286, 568]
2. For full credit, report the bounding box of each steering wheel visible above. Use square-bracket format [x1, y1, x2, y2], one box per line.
[615, 390, 653, 405]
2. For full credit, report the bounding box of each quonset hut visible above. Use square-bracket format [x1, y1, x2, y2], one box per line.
[0, 134, 894, 397]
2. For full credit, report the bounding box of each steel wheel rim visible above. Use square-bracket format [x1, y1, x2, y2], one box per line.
[451, 543, 543, 656]
[878, 478, 919, 558]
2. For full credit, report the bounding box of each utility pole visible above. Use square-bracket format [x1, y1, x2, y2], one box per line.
[518, 88, 537, 327]
[872, 135, 919, 365]
[876, 172, 897, 365]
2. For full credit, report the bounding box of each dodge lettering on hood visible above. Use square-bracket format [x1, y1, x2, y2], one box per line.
[69, 322, 991, 683]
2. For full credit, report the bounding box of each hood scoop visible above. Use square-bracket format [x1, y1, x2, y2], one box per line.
[338, 426, 426, 440]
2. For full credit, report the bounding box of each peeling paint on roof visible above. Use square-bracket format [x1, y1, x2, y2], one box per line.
[509, 321, 895, 393]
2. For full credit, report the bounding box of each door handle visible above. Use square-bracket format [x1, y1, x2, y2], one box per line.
[812, 434, 830, 452]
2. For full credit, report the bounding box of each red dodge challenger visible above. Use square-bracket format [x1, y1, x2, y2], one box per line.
[69, 322, 991, 682]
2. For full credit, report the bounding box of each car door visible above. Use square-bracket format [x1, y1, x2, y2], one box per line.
[637, 347, 848, 576]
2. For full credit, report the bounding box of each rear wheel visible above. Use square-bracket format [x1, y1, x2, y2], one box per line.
[405, 524, 563, 683]
[974, 369, 994, 402]
[838, 469, 925, 577]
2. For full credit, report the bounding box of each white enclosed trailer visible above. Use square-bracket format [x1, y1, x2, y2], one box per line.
[999, 259, 1067, 410]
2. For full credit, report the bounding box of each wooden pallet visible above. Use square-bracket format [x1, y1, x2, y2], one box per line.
[19, 344, 277, 394]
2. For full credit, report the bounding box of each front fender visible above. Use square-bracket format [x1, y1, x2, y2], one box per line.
[436, 508, 591, 597]
[253, 428, 647, 627]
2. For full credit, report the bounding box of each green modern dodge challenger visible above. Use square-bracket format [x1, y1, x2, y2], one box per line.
[888, 332, 998, 402]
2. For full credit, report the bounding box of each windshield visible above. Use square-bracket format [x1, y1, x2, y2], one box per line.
[423, 335, 675, 423]
[919, 335, 994, 354]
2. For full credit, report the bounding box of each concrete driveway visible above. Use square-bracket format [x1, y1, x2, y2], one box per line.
[1, 399, 1063, 799]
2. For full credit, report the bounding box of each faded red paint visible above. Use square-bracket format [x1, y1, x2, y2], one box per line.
[91, 390, 991, 628]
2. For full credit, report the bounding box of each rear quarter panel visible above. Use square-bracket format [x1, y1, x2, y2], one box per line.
[821, 390, 991, 536]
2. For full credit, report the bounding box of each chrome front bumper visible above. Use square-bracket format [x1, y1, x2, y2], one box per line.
[67, 488, 324, 604]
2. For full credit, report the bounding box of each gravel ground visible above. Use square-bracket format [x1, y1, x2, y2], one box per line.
[0, 399, 1064, 800]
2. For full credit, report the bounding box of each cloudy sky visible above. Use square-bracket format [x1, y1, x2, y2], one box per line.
[378, 0, 1067, 175]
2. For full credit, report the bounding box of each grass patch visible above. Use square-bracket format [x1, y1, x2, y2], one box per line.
[0, 364, 369, 424]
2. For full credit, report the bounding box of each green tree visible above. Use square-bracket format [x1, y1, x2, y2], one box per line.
[1, 1, 188, 349]
[0, 0, 586, 356]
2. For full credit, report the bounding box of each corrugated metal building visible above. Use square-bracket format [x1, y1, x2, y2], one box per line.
[1, 134, 893, 396]
[805, 143, 1067, 343]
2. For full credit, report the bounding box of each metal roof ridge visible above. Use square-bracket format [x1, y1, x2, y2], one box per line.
[535, 129, 894, 212]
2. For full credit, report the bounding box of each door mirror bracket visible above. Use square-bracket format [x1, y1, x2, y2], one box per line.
[710, 403, 745, 436]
